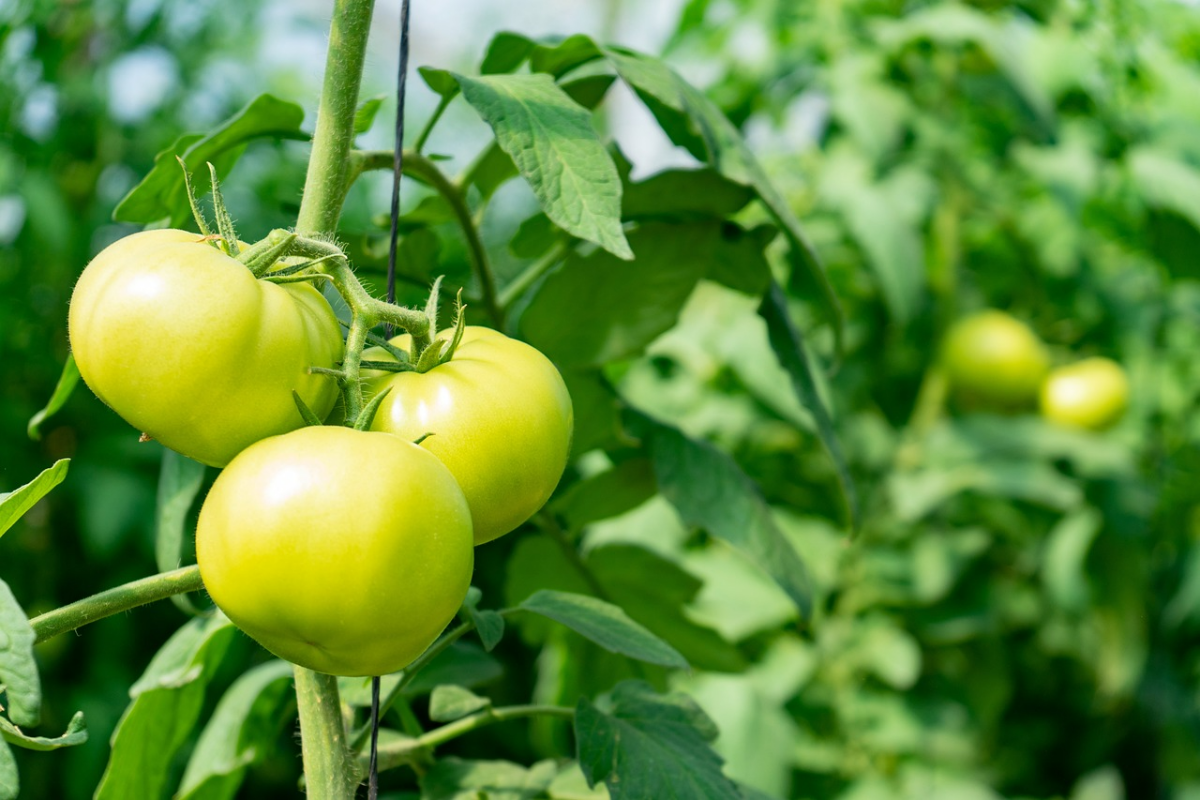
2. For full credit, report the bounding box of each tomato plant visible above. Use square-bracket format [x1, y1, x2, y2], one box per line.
[68, 229, 343, 467]
[1040, 357, 1130, 430]
[367, 326, 573, 545]
[941, 309, 1049, 408]
[8, 0, 1200, 799]
[195, 425, 474, 676]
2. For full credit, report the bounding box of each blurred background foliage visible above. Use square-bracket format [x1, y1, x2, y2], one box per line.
[4, 0, 1200, 798]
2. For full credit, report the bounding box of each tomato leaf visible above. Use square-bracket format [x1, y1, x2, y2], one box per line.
[519, 590, 688, 669]
[0, 739, 15, 800]
[575, 680, 740, 800]
[429, 685, 492, 722]
[600, 45, 844, 352]
[418, 67, 461, 99]
[0, 459, 69, 542]
[0, 711, 87, 752]
[114, 94, 307, 227]
[354, 94, 387, 136]
[155, 450, 207, 616]
[452, 72, 632, 260]
[480, 32, 538, 75]
[588, 545, 747, 674]
[621, 167, 757, 222]
[551, 458, 656, 533]
[1128, 147, 1200, 233]
[0, 580, 39, 728]
[519, 221, 712, 367]
[461, 587, 505, 652]
[176, 660, 294, 800]
[27, 353, 80, 441]
[638, 414, 814, 617]
[421, 758, 557, 800]
[94, 615, 236, 800]
[758, 281, 858, 528]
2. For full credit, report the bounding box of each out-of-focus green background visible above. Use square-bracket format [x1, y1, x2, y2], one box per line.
[5, 0, 1200, 798]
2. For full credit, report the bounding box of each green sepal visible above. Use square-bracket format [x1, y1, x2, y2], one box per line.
[238, 230, 297, 277]
[176, 157, 213, 238]
[424, 275, 445, 338]
[263, 273, 334, 287]
[353, 387, 392, 431]
[415, 340, 448, 373]
[436, 290, 468, 367]
[347, 324, 410, 362]
[206, 162, 240, 257]
[293, 391, 325, 427]
[359, 360, 415, 374]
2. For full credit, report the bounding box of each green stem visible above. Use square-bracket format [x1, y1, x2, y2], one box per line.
[498, 241, 568, 311]
[366, 705, 575, 776]
[350, 620, 476, 751]
[296, 0, 378, 235]
[290, 1, 376, 797]
[342, 314, 370, 423]
[351, 149, 503, 327]
[414, 93, 454, 154]
[30, 566, 205, 644]
[294, 669, 358, 800]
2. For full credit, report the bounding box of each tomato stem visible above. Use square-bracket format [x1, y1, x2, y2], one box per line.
[29, 565, 205, 644]
[290, 0, 380, 796]
[350, 149, 503, 327]
[294, 669, 359, 800]
[363, 705, 575, 777]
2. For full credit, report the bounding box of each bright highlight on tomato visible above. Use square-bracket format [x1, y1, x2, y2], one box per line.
[367, 326, 573, 546]
[942, 310, 1049, 408]
[195, 426, 474, 677]
[1039, 357, 1129, 430]
[68, 229, 344, 467]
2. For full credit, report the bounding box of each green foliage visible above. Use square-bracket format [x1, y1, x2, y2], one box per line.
[575, 680, 739, 800]
[0, 460, 68, 540]
[7, 0, 1200, 797]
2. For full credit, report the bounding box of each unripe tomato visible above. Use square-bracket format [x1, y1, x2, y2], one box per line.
[69, 229, 344, 467]
[942, 310, 1049, 408]
[367, 326, 573, 545]
[196, 426, 474, 677]
[1039, 357, 1129, 430]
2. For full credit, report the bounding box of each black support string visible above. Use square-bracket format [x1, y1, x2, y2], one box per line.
[368, 674, 382, 799]
[383, 0, 412, 339]
[373, 6, 412, 797]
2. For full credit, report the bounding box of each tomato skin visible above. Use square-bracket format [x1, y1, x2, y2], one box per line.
[367, 327, 573, 546]
[1039, 357, 1129, 430]
[68, 229, 344, 467]
[942, 310, 1049, 408]
[195, 426, 474, 677]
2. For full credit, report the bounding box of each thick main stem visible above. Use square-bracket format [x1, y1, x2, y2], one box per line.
[295, 669, 359, 800]
[296, 0, 377, 236]
[291, 1, 376, 797]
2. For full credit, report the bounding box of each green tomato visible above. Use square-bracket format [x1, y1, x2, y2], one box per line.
[942, 310, 1049, 408]
[68, 229, 344, 467]
[195, 425, 474, 677]
[1039, 357, 1129, 430]
[367, 326, 573, 545]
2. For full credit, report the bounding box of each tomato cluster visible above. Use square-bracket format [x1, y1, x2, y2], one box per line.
[70, 231, 573, 676]
[941, 310, 1129, 430]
